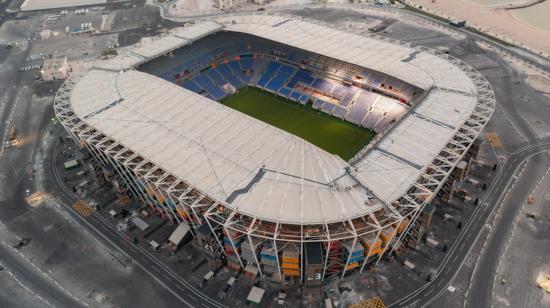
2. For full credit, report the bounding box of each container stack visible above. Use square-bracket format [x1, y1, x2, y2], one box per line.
[362, 234, 383, 258]
[393, 217, 410, 234]
[343, 241, 364, 271]
[223, 229, 241, 255]
[305, 242, 323, 297]
[380, 226, 397, 247]
[194, 223, 218, 259]
[323, 241, 342, 276]
[223, 229, 242, 270]
[281, 248, 300, 277]
[260, 245, 279, 275]
[244, 264, 259, 279]
[240, 238, 260, 265]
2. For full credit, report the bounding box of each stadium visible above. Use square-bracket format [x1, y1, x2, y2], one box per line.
[54, 13, 495, 288]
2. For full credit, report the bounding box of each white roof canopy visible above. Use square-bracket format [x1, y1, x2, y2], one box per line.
[72, 16, 482, 224]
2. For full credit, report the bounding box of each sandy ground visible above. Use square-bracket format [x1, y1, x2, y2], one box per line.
[492, 166, 550, 307]
[511, 1, 550, 33]
[526, 75, 550, 94]
[474, 39, 550, 97]
[466, 0, 528, 6]
[405, 0, 550, 57]
[165, 0, 218, 16]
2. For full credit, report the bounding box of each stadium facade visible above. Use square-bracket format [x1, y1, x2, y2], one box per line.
[54, 13, 495, 287]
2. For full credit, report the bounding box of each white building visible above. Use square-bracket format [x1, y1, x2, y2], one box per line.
[41, 57, 69, 81]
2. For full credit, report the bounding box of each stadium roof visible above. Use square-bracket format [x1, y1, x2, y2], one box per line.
[219, 15, 476, 93]
[68, 14, 489, 225]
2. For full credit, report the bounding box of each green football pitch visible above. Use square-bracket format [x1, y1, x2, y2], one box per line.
[220, 87, 376, 160]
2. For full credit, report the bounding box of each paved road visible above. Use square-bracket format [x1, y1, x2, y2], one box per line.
[465, 151, 550, 307]
[154, 2, 550, 72]
[0, 0, 17, 28]
[390, 142, 550, 307]
[0, 241, 83, 308]
[44, 135, 227, 308]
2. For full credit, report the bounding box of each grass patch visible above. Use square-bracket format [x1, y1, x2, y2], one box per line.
[220, 87, 375, 160]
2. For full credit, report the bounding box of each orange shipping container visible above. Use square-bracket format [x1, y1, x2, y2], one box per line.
[176, 208, 189, 219]
[345, 262, 359, 270]
[144, 185, 155, 197]
[282, 257, 299, 264]
[366, 247, 383, 257]
[363, 238, 382, 251]
[154, 190, 166, 204]
[394, 218, 410, 233]
[380, 227, 397, 243]
[282, 262, 300, 270]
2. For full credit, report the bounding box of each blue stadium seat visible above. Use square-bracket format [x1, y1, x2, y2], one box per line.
[278, 87, 292, 97]
[289, 91, 302, 102]
[194, 74, 226, 100]
[278, 64, 295, 75]
[217, 65, 243, 88]
[182, 80, 202, 93]
[313, 99, 323, 109]
[287, 70, 314, 87]
[240, 58, 254, 70]
[332, 105, 347, 118]
[228, 61, 249, 84]
[207, 70, 225, 85]
[257, 62, 281, 87]
[321, 102, 336, 114]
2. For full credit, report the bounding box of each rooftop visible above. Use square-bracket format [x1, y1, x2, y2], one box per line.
[68, 15, 486, 225]
[43, 57, 67, 70]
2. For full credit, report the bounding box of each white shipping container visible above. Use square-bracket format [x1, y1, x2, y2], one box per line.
[426, 237, 439, 248]
[404, 260, 415, 270]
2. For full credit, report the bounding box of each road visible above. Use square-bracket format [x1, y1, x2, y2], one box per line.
[389, 142, 550, 307]
[153, 2, 550, 72]
[0, 241, 82, 308]
[44, 135, 227, 308]
[465, 151, 550, 307]
[0, 0, 17, 28]
[0, 4, 74, 306]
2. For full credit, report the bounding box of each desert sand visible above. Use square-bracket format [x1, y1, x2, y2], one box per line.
[405, 0, 550, 57]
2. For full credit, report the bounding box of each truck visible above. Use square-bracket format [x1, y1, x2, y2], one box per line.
[9, 127, 16, 141]
[199, 271, 215, 288]
[64, 159, 79, 170]
[449, 19, 466, 27]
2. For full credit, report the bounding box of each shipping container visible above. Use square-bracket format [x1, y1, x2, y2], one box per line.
[64, 159, 79, 170]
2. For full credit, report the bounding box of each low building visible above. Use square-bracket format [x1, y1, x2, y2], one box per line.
[40, 29, 51, 40]
[41, 57, 69, 81]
